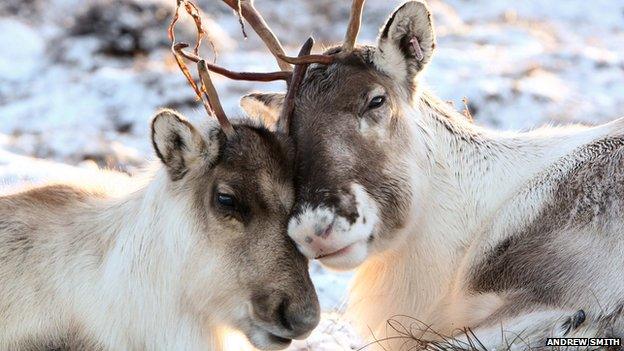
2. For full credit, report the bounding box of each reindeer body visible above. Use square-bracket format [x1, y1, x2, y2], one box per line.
[0, 177, 216, 350]
[348, 93, 624, 347]
[0, 111, 320, 351]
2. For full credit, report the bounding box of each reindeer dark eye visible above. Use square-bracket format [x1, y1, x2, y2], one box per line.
[368, 95, 386, 109]
[217, 193, 236, 208]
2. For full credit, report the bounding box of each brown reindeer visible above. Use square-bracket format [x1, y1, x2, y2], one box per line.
[240, 0, 624, 349]
[0, 2, 321, 349]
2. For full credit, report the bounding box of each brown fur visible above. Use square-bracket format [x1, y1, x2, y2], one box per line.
[289, 49, 413, 240]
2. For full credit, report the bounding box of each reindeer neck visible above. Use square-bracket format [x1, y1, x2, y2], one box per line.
[69, 169, 214, 349]
[90, 168, 201, 282]
[418, 90, 618, 242]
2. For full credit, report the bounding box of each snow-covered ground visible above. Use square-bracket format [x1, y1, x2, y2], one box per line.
[1, 0, 623, 349]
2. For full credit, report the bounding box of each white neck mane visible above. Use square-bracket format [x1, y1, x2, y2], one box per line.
[57, 169, 221, 350]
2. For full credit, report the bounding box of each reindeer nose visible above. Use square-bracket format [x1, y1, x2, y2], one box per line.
[276, 298, 320, 338]
[303, 223, 333, 248]
[302, 223, 356, 258]
[252, 292, 320, 338]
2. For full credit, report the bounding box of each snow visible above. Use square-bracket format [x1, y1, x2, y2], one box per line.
[0, 19, 45, 82]
[1, 0, 623, 349]
[289, 313, 363, 351]
[0, 148, 90, 190]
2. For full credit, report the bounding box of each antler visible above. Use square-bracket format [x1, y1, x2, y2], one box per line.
[169, 0, 237, 136]
[221, 0, 291, 71]
[342, 0, 366, 52]
[197, 60, 235, 136]
[168, 0, 368, 136]
[278, 53, 335, 66]
[169, 0, 302, 137]
[174, 43, 291, 82]
[278, 37, 314, 134]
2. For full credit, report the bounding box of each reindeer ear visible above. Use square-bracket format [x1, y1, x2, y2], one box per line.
[240, 92, 285, 131]
[151, 109, 217, 181]
[373, 1, 435, 89]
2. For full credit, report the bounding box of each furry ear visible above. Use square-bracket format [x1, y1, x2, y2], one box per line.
[240, 92, 285, 131]
[373, 1, 435, 90]
[151, 109, 216, 181]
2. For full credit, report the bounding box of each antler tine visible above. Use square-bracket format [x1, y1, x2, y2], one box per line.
[197, 60, 235, 137]
[342, 0, 366, 52]
[278, 53, 335, 66]
[174, 43, 291, 81]
[278, 37, 314, 135]
[221, 0, 292, 71]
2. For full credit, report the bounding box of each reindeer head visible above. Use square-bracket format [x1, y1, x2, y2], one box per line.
[240, 1, 436, 270]
[151, 109, 319, 349]
[158, 3, 324, 345]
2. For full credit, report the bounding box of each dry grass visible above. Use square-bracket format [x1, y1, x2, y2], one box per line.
[357, 315, 620, 351]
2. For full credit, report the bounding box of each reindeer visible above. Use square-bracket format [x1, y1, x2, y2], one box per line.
[0, 2, 323, 349]
[239, 0, 624, 349]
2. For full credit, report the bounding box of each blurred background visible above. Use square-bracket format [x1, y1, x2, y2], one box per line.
[1, 0, 623, 349]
